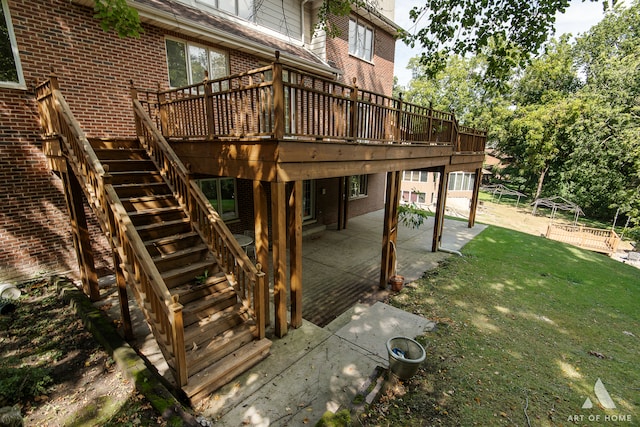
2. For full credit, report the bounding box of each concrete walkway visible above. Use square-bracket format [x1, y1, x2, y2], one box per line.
[96, 211, 487, 425]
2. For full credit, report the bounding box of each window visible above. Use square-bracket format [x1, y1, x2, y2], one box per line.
[302, 180, 315, 221]
[448, 172, 475, 192]
[165, 38, 229, 87]
[198, 177, 238, 220]
[0, 0, 25, 89]
[350, 175, 368, 199]
[196, 0, 253, 20]
[348, 18, 373, 62]
[403, 171, 429, 182]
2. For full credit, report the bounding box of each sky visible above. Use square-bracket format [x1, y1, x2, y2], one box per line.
[393, 0, 610, 87]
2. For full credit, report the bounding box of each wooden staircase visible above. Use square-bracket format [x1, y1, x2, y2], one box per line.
[90, 138, 271, 403]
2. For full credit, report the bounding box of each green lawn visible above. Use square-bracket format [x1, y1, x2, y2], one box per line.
[364, 225, 639, 426]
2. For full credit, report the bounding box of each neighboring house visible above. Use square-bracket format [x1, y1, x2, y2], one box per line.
[0, 0, 398, 281]
[400, 170, 477, 213]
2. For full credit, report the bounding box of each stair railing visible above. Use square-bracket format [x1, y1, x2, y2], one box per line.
[130, 87, 267, 339]
[35, 77, 189, 386]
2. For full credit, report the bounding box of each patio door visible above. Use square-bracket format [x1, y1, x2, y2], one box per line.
[302, 180, 315, 221]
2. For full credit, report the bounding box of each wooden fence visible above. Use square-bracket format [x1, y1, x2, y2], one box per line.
[546, 224, 621, 255]
[134, 54, 486, 152]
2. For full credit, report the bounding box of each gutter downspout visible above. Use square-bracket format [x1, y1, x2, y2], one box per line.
[301, 0, 311, 47]
[438, 247, 463, 257]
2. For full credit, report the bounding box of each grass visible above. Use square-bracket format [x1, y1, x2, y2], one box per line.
[363, 225, 639, 426]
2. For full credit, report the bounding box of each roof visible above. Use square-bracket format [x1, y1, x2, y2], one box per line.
[74, 0, 340, 77]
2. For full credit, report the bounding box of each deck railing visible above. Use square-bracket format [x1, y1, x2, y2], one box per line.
[36, 76, 189, 386]
[131, 91, 267, 340]
[135, 54, 486, 152]
[546, 223, 621, 255]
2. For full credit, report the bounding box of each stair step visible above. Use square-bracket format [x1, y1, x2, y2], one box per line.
[183, 338, 272, 404]
[102, 159, 157, 172]
[145, 231, 202, 257]
[128, 206, 187, 226]
[112, 182, 172, 198]
[136, 218, 192, 241]
[182, 286, 238, 325]
[94, 148, 148, 161]
[121, 194, 177, 211]
[152, 244, 210, 272]
[171, 271, 228, 304]
[108, 171, 165, 185]
[183, 303, 249, 346]
[160, 258, 216, 289]
[185, 323, 255, 377]
[89, 138, 140, 150]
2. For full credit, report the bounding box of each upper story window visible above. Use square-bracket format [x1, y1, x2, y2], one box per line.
[448, 172, 475, 192]
[348, 18, 373, 62]
[403, 171, 429, 182]
[165, 38, 229, 88]
[196, 0, 253, 20]
[0, 0, 25, 89]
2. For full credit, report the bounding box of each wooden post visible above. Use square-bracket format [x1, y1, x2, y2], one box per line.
[273, 51, 285, 140]
[62, 164, 100, 301]
[427, 102, 433, 143]
[170, 295, 188, 387]
[395, 93, 403, 143]
[380, 170, 401, 288]
[288, 181, 303, 328]
[157, 82, 168, 136]
[203, 71, 216, 140]
[349, 78, 358, 140]
[432, 167, 449, 252]
[129, 80, 144, 140]
[114, 251, 133, 340]
[468, 167, 483, 228]
[337, 177, 350, 230]
[271, 181, 288, 337]
[253, 180, 270, 326]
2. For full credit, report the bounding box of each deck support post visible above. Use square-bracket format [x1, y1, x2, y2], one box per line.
[337, 177, 349, 230]
[380, 170, 402, 288]
[288, 181, 303, 328]
[271, 181, 288, 337]
[114, 251, 133, 340]
[468, 167, 482, 228]
[61, 163, 100, 301]
[432, 167, 449, 252]
[253, 180, 270, 326]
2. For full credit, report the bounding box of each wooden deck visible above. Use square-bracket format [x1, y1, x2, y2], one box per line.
[546, 223, 621, 255]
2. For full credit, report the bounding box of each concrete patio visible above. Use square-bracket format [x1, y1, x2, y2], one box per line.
[96, 210, 487, 425]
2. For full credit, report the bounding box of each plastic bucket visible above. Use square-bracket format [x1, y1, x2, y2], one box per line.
[386, 336, 426, 380]
[0, 284, 20, 300]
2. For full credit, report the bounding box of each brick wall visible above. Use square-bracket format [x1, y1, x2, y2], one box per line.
[325, 13, 396, 97]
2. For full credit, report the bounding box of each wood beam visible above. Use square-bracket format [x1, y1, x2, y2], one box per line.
[380, 170, 401, 288]
[288, 181, 303, 328]
[114, 251, 133, 340]
[253, 180, 270, 326]
[432, 167, 449, 252]
[62, 165, 100, 301]
[468, 167, 483, 228]
[270, 181, 288, 337]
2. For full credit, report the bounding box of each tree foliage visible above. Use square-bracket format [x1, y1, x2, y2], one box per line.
[93, 0, 142, 38]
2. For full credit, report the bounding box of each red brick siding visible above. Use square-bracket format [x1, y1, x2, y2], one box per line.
[325, 13, 396, 97]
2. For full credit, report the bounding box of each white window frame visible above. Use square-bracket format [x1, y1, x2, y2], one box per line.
[348, 17, 373, 62]
[302, 179, 316, 221]
[349, 175, 368, 199]
[197, 177, 239, 221]
[0, 0, 25, 89]
[195, 0, 253, 20]
[165, 37, 229, 88]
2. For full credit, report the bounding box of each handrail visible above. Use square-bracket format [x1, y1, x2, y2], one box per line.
[131, 96, 267, 339]
[135, 58, 486, 152]
[35, 77, 188, 386]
